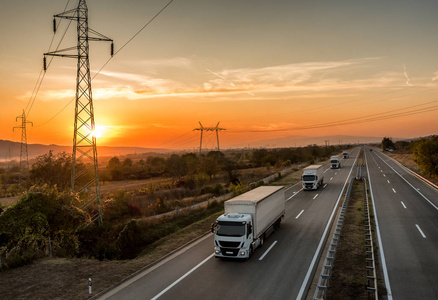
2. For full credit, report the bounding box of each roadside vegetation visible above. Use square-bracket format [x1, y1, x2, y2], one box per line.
[0, 145, 343, 270]
[379, 135, 438, 184]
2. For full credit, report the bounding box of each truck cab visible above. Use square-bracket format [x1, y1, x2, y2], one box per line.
[212, 213, 254, 259]
[343, 151, 349, 159]
[330, 156, 341, 169]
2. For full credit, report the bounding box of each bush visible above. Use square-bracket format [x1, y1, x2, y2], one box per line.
[0, 186, 87, 268]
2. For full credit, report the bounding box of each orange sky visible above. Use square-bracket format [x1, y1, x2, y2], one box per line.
[1, 0, 437, 150]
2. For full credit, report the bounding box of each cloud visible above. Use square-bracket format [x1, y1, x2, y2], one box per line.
[30, 57, 424, 103]
[403, 64, 411, 86]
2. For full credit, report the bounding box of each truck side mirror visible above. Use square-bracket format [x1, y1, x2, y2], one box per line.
[247, 224, 252, 237]
[211, 223, 215, 233]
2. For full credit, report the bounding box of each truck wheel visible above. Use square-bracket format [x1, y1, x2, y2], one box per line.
[249, 246, 253, 258]
[260, 236, 264, 247]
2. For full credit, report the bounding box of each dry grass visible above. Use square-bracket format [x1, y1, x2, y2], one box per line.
[0, 212, 222, 300]
[326, 180, 368, 300]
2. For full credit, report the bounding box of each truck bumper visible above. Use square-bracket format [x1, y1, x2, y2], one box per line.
[214, 247, 249, 259]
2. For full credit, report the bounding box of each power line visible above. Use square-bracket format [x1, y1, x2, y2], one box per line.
[228, 100, 438, 133]
[35, 0, 175, 127]
[25, 0, 72, 118]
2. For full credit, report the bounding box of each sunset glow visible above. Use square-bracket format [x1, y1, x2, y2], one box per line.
[1, 1, 437, 151]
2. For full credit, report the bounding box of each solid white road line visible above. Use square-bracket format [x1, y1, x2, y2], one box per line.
[313, 194, 319, 200]
[365, 151, 393, 300]
[392, 188, 396, 193]
[295, 210, 304, 219]
[297, 148, 359, 300]
[401, 201, 407, 209]
[259, 241, 278, 261]
[151, 254, 214, 300]
[415, 224, 426, 238]
[375, 152, 438, 211]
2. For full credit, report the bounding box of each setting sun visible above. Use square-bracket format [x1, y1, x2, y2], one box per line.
[91, 126, 104, 139]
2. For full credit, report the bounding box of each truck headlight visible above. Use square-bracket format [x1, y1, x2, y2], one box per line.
[215, 249, 221, 254]
[240, 251, 246, 256]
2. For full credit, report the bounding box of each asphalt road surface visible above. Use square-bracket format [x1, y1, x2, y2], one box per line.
[98, 149, 361, 300]
[365, 149, 438, 300]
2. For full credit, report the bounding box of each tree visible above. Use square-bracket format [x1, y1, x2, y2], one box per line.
[382, 137, 395, 151]
[413, 137, 438, 178]
[30, 151, 72, 191]
[166, 154, 187, 181]
[201, 156, 220, 180]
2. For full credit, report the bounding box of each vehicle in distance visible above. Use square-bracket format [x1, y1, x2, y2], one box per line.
[302, 165, 324, 190]
[212, 186, 285, 259]
[343, 151, 349, 159]
[330, 156, 341, 169]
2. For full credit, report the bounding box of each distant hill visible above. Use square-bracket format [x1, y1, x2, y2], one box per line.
[0, 140, 168, 161]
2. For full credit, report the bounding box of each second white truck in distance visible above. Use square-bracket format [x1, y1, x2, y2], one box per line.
[302, 165, 324, 190]
[330, 156, 341, 169]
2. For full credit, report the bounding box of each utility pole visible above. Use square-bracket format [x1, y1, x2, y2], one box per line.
[13, 110, 33, 171]
[193, 122, 225, 156]
[44, 0, 113, 225]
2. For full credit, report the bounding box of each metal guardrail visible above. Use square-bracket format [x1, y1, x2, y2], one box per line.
[313, 177, 355, 300]
[363, 178, 378, 299]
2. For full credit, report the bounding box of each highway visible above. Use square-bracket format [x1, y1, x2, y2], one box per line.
[365, 149, 438, 300]
[98, 149, 360, 300]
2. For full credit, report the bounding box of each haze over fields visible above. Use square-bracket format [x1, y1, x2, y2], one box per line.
[1, 0, 437, 150]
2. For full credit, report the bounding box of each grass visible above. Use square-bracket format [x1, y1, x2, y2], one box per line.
[326, 179, 368, 300]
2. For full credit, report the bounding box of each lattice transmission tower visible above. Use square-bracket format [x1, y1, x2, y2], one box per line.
[193, 122, 225, 156]
[13, 110, 33, 171]
[44, 0, 113, 224]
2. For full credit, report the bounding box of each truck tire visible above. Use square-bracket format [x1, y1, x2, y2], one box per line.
[260, 235, 264, 247]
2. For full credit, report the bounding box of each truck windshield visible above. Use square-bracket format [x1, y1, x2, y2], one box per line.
[331, 160, 338, 163]
[216, 221, 246, 237]
[303, 175, 316, 181]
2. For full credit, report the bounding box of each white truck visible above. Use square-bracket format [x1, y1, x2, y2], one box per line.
[330, 156, 341, 169]
[302, 165, 324, 190]
[212, 186, 285, 259]
[343, 151, 349, 159]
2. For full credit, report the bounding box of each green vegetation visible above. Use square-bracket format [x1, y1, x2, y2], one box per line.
[0, 144, 345, 269]
[381, 135, 438, 180]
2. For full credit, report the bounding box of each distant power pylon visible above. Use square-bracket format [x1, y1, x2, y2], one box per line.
[193, 122, 225, 156]
[13, 110, 33, 171]
[44, 0, 113, 225]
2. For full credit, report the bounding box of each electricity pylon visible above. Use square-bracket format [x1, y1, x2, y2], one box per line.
[13, 110, 33, 171]
[44, 0, 113, 225]
[193, 122, 225, 156]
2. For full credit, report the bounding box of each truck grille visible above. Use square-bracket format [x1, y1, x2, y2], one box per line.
[220, 248, 239, 256]
[219, 241, 241, 248]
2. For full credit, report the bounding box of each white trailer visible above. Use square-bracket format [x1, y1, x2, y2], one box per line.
[343, 151, 349, 159]
[212, 186, 285, 259]
[302, 165, 324, 190]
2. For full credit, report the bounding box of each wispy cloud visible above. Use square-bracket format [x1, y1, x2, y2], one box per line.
[403, 64, 411, 86]
[29, 57, 425, 102]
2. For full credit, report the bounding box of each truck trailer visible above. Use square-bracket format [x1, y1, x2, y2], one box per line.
[212, 186, 285, 259]
[302, 165, 324, 190]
